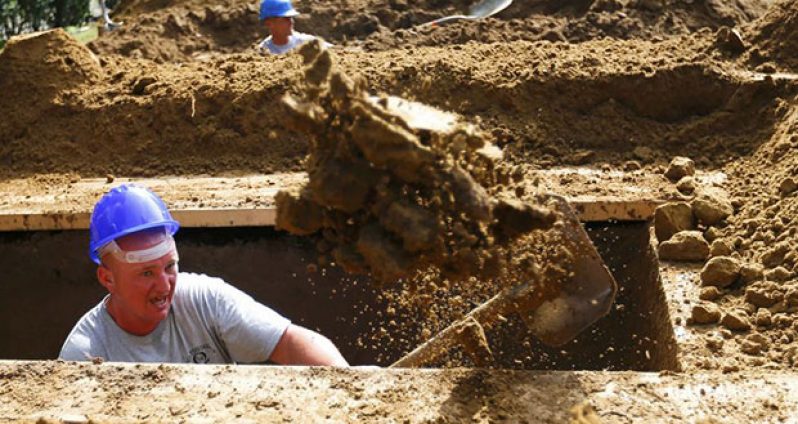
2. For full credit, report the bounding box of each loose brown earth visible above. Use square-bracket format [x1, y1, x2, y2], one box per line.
[2, 0, 798, 420]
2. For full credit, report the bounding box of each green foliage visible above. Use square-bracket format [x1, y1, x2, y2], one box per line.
[0, 0, 91, 40]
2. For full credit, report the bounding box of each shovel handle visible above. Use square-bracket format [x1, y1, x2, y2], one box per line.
[418, 15, 474, 28]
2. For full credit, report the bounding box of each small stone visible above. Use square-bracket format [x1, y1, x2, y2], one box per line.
[740, 339, 762, 355]
[739, 263, 764, 283]
[654, 202, 695, 242]
[785, 288, 798, 307]
[764, 266, 792, 282]
[704, 226, 723, 243]
[706, 336, 724, 351]
[722, 363, 740, 373]
[716, 26, 746, 54]
[709, 239, 733, 257]
[755, 308, 772, 327]
[699, 286, 722, 301]
[665, 156, 695, 181]
[773, 312, 792, 327]
[721, 311, 751, 331]
[691, 303, 721, 324]
[761, 243, 789, 268]
[741, 302, 758, 315]
[692, 190, 734, 226]
[106, 174, 115, 183]
[700, 256, 741, 288]
[658, 231, 710, 262]
[779, 177, 798, 196]
[675, 176, 696, 194]
[623, 160, 642, 171]
[745, 287, 778, 308]
[748, 333, 769, 345]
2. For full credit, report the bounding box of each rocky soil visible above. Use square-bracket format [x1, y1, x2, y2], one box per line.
[2, 0, 798, 408]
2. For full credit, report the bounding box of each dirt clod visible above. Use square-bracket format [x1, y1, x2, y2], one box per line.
[654, 202, 695, 242]
[691, 303, 722, 324]
[709, 239, 734, 257]
[699, 286, 723, 301]
[665, 156, 696, 182]
[701, 256, 741, 288]
[721, 311, 752, 332]
[692, 190, 734, 226]
[676, 176, 697, 195]
[658, 231, 710, 262]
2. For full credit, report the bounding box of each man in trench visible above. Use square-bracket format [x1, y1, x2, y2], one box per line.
[257, 0, 329, 55]
[59, 184, 349, 366]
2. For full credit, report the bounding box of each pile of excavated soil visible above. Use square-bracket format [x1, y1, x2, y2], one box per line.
[678, 101, 798, 371]
[0, 29, 103, 170]
[0, 36, 309, 178]
[744, 0, 798, 71]
[1, 29, 787, 179]
[88, 0, 769, 62]
[89, 0, 265, 63]
[356, 0, 769, 50]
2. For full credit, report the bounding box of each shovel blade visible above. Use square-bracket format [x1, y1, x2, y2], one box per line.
[519, 194, 618, 346]
[469, 0, 513, 18]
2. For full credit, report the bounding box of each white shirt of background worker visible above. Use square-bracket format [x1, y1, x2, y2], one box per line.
[59, 184, 348, 366]
[257, 0, 328, 55]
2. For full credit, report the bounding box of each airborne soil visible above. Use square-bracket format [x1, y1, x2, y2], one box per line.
[2, 0, 798, 420]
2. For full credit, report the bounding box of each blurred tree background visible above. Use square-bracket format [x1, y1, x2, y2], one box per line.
[1, 0, 119, 41]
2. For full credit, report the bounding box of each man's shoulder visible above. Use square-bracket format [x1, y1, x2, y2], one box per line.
[176, 272, 227, 294]
[174, 272, 234, 309]
[59, 300, 107, 361]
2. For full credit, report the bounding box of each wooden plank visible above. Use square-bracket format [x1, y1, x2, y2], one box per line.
[0, 169, 727, 231]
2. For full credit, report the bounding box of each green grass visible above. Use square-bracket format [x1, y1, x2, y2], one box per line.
[66, 24, 99, 44]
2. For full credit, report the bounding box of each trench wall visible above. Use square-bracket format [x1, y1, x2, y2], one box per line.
[0, 223, 677, 370]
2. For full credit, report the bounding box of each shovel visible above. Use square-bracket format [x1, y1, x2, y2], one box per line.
[420, 0, 513, 27]
[391, 194, 618, 368]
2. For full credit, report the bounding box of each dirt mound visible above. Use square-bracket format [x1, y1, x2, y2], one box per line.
[87, 0, 769, 62]
[691, 103, 798, 369]
[356, 0, 769, 50]
[0, 29, 103, 165]
[0, 33, 786, 179]
[275, 41, 557, 284]
[89, 0, 264, 63]
[0, 49, 309, 179]
[745, 0, 798, 71]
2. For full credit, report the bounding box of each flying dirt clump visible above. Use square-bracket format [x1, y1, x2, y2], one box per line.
[275, 40, 557, 283]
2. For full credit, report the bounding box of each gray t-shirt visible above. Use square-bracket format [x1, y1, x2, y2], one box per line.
[59, 272, 291, 364]
[258, 32, 328, 55]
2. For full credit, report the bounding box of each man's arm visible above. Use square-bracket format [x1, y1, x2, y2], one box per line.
[269, 324, 349, 366]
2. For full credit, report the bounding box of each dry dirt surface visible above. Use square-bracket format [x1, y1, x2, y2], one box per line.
[89, 0, 769, 61]
[4, 0, 798, 417]
[1, 361, 796, 423]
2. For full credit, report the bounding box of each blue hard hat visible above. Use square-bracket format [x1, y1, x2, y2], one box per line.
[259, 0, 299, 20]
[88, 184, 180, 264]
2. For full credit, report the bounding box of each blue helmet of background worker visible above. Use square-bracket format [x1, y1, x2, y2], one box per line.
[259, 0, 299, 20]
[257, 0, 327, 55]
[88, 184, 180, 264]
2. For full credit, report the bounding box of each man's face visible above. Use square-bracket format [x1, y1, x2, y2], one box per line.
[264, 17, 293, 37]
[98, 230, 179, 334]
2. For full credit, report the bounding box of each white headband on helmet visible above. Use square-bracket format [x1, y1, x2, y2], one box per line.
[99, 236, 178, 264]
